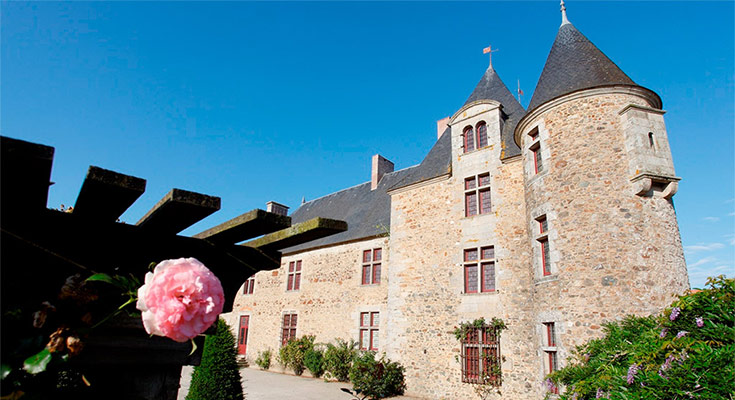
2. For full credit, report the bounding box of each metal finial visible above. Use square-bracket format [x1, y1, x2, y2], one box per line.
[560, 0, 570, 25]
[483, 45, 498, 69]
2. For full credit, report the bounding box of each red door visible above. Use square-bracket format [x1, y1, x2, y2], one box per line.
[238, 315, 249, 355]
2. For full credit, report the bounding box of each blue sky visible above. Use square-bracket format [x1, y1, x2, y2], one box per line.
[2, 1, 733, 289]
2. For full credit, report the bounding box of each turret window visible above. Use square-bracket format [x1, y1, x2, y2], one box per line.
[535, 215, 551, 276]
[528, 128, 544, 174]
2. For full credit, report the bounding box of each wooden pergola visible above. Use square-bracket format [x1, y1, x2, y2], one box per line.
[0, 136, 347, 399]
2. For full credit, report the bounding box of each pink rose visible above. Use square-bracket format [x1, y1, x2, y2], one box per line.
[136, 258, 224, 342]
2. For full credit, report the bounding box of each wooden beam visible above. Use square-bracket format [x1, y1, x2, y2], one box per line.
[0, 136, 55, 215]
[136, 189, 220, 235]
[193, 209, 291, 245]
[73, 166, 146, 222]
[242, 217, 347, 252]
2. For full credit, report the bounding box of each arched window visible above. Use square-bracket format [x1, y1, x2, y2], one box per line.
[648, 132, 655, 149]
[463, 126, 475, 153]
[476, 122, 488, 148]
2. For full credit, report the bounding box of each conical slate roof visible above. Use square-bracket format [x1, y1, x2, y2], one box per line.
[464, 67, 526, 159]
[527, 22, 637, 112]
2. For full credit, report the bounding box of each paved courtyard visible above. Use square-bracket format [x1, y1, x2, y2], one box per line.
[178, 366, 422, 400]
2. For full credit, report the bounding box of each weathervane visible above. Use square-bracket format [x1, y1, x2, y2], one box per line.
[483, 44, 498, 69]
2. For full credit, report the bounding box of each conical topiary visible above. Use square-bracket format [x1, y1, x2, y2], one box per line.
[186, 318, 244, 400]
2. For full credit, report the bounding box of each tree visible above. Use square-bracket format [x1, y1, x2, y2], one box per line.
[546, 276, 734, 400]
[187, 318, 244, 400]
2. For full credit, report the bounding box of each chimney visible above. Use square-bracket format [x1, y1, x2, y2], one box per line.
[436, 117, 450, 139]
[371, 154, 394, 190]
[266, 201, 289, 216]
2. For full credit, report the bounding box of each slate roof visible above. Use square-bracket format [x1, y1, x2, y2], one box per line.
[387, 127, 452, 191]
[527, 22, 638, 112]
[281, 165, 420, 254]
[463, 67, 526, 159]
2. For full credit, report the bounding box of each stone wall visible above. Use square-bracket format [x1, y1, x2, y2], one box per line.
[228, 236, 389, 373]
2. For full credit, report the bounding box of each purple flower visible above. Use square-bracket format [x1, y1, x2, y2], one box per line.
[543, 378, 554, 391]
[696, 317, 704, 327]
[627, 364, 640, 384]
[670, 307, 681, 321]
[596, 388, 608, 398]
[659, 328, 668, 338]
[676, 331, 689, 339]
[658, 355, 676, 379]
[571, 393, 579, 400]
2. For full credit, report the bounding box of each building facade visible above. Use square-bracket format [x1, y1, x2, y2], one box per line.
[226, 8, 689, 400]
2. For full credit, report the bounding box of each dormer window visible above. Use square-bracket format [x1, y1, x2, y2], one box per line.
[463, 126, 475, 153]
[462, 122, 489, 153]
[476, 122, 488, 148]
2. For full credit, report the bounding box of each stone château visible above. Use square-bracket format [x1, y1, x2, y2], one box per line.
[226, 4, 689, 399]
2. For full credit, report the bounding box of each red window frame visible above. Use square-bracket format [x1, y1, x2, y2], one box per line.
[463, 126, 475, 153]
[464, 173, 491, 217]
[243, 276, 255, 295]
[536, 215, 551, 276]
[361, 249, 382, 285]
[281, 313, 297, 346]
[528, 128, 543, 174]
[287, 260, 302, 291]
[359, 312, 379, 351]
[476, 121, 488, 149]
[543, 322, 559, 393]
[463, 246, 495, 293]
[461, 324, 502, 385]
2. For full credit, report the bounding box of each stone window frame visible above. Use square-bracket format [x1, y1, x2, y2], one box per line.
[464, 173, 492, 217]
[243, 275, 255, 295]
[542, 322, 559, 394]
[359, 311, 380, 351]
[460, 322, 502, 384]
[461, 120, 490, 154]
[286, 260, 302, 291]
[463, 245, 496, 294]
[280, 311, 298, 347]
[361, 248, 382, 285]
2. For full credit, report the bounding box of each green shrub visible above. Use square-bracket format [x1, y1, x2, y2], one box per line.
[255, 349, 272, 370]
[186, 318, 244, 400]
[304, 347, 325, 378]
[547, 275, 734, 399]
[278, 335, 315, 375]
[349, 351, 406, 400]
[323, 338, 359, 382]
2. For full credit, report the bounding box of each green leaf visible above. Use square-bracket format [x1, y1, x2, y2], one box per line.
[1, 364, 11, 379]
[86, 273, 121, 286]
[23, 348, 51, 374]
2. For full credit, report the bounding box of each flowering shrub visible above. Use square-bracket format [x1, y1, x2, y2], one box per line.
[546, 276, 734, 399]
[278, 335, 315, 375]
[137, 258, 224, 342]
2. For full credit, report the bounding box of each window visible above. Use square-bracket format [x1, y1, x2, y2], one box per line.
[463, 246, 496, 293]
[529, 128, 543, 174]
[464, 173, 491, 217]
[463, 126, 475, 153]
[460, 323, 502, 384]
[361, 249, 382, 285]
[281, 313, 297, 346]
[287, 260, 302, 291]
[648, 132, 656, 150]
[359, 312, 380, 351]
[536, 215, 551, 276]
[476, 122, 488, 149]
[243, 276, 255, 295]
[543, 322, 559, 394]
